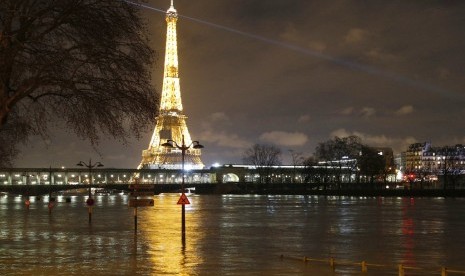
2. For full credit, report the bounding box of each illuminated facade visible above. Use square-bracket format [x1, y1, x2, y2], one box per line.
[404, 142, 465, 174]
[140, 1, 204, 170]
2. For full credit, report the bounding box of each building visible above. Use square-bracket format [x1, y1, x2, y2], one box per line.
[404, 142, 431, 172]
[403, 142, 465, 181]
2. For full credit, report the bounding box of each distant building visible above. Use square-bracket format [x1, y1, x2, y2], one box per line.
[405, 142, 431, 171]
[394, 152, 405, 175]
[403, 142, 465, 177]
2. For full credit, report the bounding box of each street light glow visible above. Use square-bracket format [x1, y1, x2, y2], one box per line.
[162, 134, 204, 246]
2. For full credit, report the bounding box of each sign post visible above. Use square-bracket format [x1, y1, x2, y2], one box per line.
[162, 135, 203, 247]
[25, 197, 30, 210]
[76, 159, 104, 224]
[177, 192, 190, 247]
[48, 197, 55, 214]
[134, 196, 137, 232]
[177, 193, 190, 205]
[128, 182, 154, 234]
[86, 197, 94, 223]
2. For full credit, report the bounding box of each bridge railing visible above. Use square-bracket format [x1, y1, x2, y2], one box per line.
[0, 168, 214, 185]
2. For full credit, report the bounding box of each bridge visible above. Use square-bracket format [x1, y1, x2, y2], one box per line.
[0, 166, 262, 196]
[0, 167, 215, 195]
[2, 166, 465, 197]
[3, 165, 427, 196]
[0, 167, 214, 185]
[0, 182, 225, 196]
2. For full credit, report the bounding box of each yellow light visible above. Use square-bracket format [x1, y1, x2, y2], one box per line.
[140, 195, 203, 274]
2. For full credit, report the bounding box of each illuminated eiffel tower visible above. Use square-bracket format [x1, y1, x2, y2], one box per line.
[139, 0, 204, 170]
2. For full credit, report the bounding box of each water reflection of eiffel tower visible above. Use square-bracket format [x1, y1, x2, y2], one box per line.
[139, 1, 204, 170]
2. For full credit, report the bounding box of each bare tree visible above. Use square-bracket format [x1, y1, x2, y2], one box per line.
[0, 0, 158, 166]
[302, 155, 326, 190]
[439, 145, 462, 190]
[243, 144, 282, 183]
[315, 136, 362, 187]
[289, 149, 304, 183]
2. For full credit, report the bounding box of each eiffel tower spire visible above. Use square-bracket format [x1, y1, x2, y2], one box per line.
[139, 1, 204, 169]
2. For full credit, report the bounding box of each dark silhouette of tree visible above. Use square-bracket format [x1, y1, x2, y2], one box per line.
[0, 123, 21, 165]
[302, 155, 327, 189]
[243, 144, 282, 183]
[289, 149, 304, 183]
[439, 145, 462, 190]
[357, 146, 385, 186]
[315, 135, 362, 187]
[0, 0, 157, 166]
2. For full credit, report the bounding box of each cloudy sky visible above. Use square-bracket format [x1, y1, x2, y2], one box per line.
[16, 0, 465, 168]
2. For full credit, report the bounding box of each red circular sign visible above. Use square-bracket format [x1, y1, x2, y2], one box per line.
[86, 198, 95, 206]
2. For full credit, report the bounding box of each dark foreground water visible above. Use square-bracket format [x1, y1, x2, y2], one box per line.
[1, 193, 464, 275]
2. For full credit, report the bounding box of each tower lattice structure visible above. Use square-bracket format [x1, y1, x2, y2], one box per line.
[139, 1, 204, 170]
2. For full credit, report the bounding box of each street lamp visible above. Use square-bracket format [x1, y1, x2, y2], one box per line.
[77, 159, 104, 223]
[162, 135, 203, 245]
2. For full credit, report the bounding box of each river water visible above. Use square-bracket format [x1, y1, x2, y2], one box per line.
[1, 193, 464, 275]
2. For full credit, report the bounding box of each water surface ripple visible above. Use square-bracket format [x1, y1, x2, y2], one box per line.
[1, 194, 464, 275]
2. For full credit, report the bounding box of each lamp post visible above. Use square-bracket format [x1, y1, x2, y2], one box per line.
[162, 135, 203, 245]
[24, 173, 31, 209]
[77, 159, 104, 223]
[48, 166, 55, 214]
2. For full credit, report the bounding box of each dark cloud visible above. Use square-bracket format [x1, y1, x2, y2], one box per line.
[15, 0, 465, 168]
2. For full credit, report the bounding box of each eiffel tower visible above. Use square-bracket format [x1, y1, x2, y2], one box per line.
[139, 0, 204, 170]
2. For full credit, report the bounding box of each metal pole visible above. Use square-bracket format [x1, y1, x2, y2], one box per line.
[25, 174, 30, 210]
[48, 166, 53, 214]
[88, 159, 92, 224]
[134, 204, 138, 234]
[181, 135, 186, 246]
[77, 159, 102, 224]
[49, 166, 52, 198]
[398, 264, 404, 276]
[88, 159, 92, 198]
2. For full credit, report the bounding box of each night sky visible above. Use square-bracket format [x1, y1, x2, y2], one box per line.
[15, 0, 465, 168]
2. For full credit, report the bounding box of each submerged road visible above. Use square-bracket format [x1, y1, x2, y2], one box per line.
[2, 182, 465, 197]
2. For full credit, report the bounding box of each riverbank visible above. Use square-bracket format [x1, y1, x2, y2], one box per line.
[195, 182, 465, 197]
[2, 182, 465, 197]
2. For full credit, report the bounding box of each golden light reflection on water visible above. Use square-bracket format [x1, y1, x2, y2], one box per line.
[139, 194, 204, 275]
[1, 195, 462, 275]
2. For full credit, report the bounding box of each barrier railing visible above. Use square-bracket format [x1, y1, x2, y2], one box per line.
[280, 255, 465, 275]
